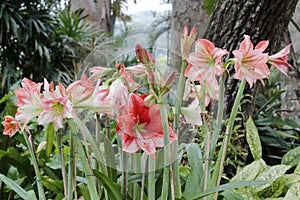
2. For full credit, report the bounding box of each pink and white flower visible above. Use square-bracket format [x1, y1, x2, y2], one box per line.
[2, 116, 20, 137]
[14, 78, 43, 124]
[38, 79, 73, 131]
[268, 44, 293, 76]
[232, 35, 270, 88]
[185, 39, 228, 84]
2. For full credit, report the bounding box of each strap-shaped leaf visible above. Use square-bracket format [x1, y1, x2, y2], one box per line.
[246, 117, 262, 160]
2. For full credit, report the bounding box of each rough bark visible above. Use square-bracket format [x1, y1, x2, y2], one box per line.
[170, 0, 209, 70]
[204, 0, 298, 121]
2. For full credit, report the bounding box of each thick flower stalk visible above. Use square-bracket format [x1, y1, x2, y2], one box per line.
[116, 93, 177, 158]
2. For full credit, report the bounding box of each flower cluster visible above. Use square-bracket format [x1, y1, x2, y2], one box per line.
[184, 34, 293, 89]
[2, 28, 293, 159]
[2, 46, 179, 158]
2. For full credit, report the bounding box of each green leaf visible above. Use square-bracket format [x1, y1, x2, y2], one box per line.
[42, 176, 64, 196]
[104, 138, 117, 182]
[246, 116, 262, 160]
[283, 182, 300, 200]
[27, 190, 38, 200]
[258, 174, 300, 198]
[253, 165, 290, 193]
[220, 190, 244, 200]
[282, 146, 300, 167]
[204, 0, 216, 15]
[190, 180, 270, 200]
[0, 173, 28, 199]
[0, 93, 14, 104]
[46, 122, 55, 157]
[231, 159, 267, 183]
[93, 170, 123, 200]
[78, 183, 91, 200]
[183, 143, 204, 199]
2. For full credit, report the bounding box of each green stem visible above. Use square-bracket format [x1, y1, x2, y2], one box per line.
[212, 78, 246, 199]
[67, 120, 76, 200]
[22, 131, 46, 200]
[148, 156, 156, 200]
[159, 102, 171, 200]
[140, 155, 147, 200]
[210, 74, 226, 154]
[57, 129, 67, 196]
[172, 59, 188, 198]
[74, 134, 99, 200]
[174, 59, 187, 132]
[132, 153, 141, 200]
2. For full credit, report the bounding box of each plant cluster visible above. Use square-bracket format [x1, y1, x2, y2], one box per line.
[0, 25, 298, 200]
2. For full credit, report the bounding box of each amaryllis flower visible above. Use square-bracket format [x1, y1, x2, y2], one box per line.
[135, 44, 155, 65]
[2, 116, 20, 137]
[185, 39, 228, 84]
[107, 79, 129, 115]
[268, 44, 293, 76]
[181, 25, 197, 59]
[119, 65, 139, 92]
[67, 74, 95, 106]
[116, 93, 177, 158]
[38, 80, 73, 131]
[181, 99, 202, 126]
[14, 78, 43, 124]
[90, 66, 114, 80]
[126, 64, 146, 76]
[232, 35, 270, 88]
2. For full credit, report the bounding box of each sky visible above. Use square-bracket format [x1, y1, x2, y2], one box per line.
[125, 0, 171, 14]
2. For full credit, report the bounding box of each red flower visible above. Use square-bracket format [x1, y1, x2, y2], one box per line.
[232, 35, 270, 88]
[116, 93, 177, 158]
[2, 116, 20, 137]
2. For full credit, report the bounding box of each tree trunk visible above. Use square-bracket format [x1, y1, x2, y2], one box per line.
[204, 0, 298, 121]
[70, 0, 112, 32]
[170, 0, 209, 70]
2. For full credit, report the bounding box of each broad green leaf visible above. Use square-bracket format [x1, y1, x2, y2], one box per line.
[0, 174, 28, 199]
[27, 190, 38, 200]
[220, 189, 244, 200]
[258, 174, 300, 198]
[74, 136, 99, 200]
[246, 117, 262, 160]
[42, 177, 64, 196]
[78, 183, 91, 200]
[253, 165, 290, 193]
[282, 146, 300, 167]
[190, 180, 270, 200]
[73, 116, 107, 174]
[183, 143, 204, 199]
[294, 160, 300, 175]
[283, 182, 300, 200]
[231, 159, 267, 183]
[104, 138, 117, 181]
[93, 170, 123, 200]
[46, 122, 55, 157]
